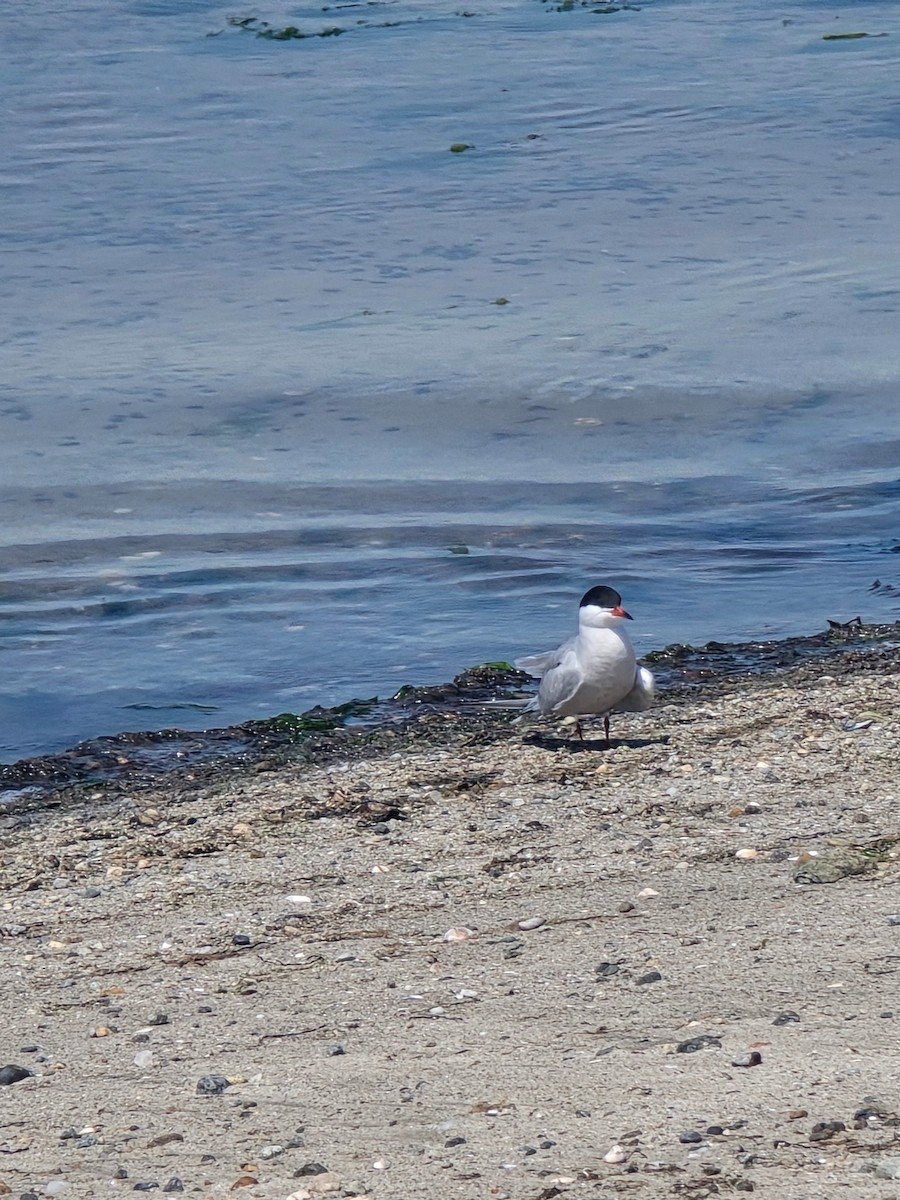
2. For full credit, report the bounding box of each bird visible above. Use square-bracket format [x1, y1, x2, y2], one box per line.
[515, 584, 655, 744]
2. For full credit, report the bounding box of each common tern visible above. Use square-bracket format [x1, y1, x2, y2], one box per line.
[515, 584, 655, 743]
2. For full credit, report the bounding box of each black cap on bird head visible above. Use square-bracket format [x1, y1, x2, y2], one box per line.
[579, 584, 633, 619]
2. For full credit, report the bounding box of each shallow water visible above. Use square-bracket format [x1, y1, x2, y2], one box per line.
[2, 0, 900, 760]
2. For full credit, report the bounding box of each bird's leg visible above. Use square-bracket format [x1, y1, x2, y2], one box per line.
[604, 714, 611, 746]
[576, 720, 585, 741]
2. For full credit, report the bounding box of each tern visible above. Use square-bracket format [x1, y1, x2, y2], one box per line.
[515, 584, 655, 743]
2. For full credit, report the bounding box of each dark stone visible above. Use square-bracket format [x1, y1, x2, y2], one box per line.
[706, 1125, 725, 1135]
[676, 1035, 721, 1053]
[82, 887, 102, 898]
[773, 1011, 801, 1025]
[294, 1163, 329, 1177]
[0, 1064, 34, 1086]
[595, 962, 620, 978]
[327, 1044, 345, 1057]
[163, 1181, 184, 1194]
[445, 1136, 466, 1147]
[196, 1074, 231, 1095]
[134, 1186, 160, 1193]
[810, 1120, 846, 1142]
[19, 1045, 39, 1054]
[679, 1130, 703, 1144]
[148, 1013, 170, 1026]
[232, 933, 252, 946]
[636, 970, 662, 985]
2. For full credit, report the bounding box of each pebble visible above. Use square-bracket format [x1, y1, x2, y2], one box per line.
[327, 1044, 346, 1057]
[232, 933, 252, 945]
[679, 1130, 703, 1144]
[82, 887, 102, 898]
[731, 1051, 762, 1068]
[735, 848, 758, 861]
[517, 916, 545, 931]
[0, 1064, 34, 1085]
[676, 1035, 721, 1053]
[442, 926, 478, 942]
[148, 1013, 169, 1026]
[874, 1159, 900, 1180]
[809, 1120, 846, 1142]
[133, 1050, 154, 1069]
[259, 1144, 284, 1159]
[637, 888, 659, 900]
[788, 1109, 808, 1120]
[772, 1011, 801, 1025]
[617, 902, 635, 913]
[445, 1136, 466, 1147]
[596, 961, 620, 978]
[603, 1145, 627, 1163]
[636, 970, 662, 985]
[196, 1074, 232, 1095]
[162, 1181, 184, 1194]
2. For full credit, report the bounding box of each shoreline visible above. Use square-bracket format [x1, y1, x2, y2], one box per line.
[3, 622, 900, 804]
[1, 632, 900, 1196]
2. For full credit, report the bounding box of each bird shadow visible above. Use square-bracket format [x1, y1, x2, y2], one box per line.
[523, 732, 670, 753]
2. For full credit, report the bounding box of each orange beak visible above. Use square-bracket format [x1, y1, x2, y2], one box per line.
[612, 605, 633, 620]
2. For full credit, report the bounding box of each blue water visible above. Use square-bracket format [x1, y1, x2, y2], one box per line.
[2, 0, 900, 760]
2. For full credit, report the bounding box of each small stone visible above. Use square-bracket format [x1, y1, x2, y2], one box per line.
[874, 1159, 900, 1181]
[134, 1050, 154, 1069]
[19, 1045, 39, 1054]
[76, 1136, 98, 1148]
[196, 1074, 231, 1095]
[679, 1130, 703, 1144]
[148, 1013, 170, 1026]
[442, 926, 478, 942]
[637, 888, 659, 900]
[305, 1173, 342, 1194]
[327, 1044, 345, 1057]
[596, 961, 620, 978]
[636, 970, 662, 985]
[676, 1035, 721, 1053]
[162, 1181, 184, 1194]
[809, 1120, 846, 1142]
[230, 1178, 258, 1191]
[92, 1026, 112, 1038]
[294, 1164, 330, 1177]
[517, 916, 545, 931]
[772, 1011, 801, 1025]
[788, 1109, 808, 1120]
[232, 933, 252, 946]
[731, 1051, 762, 1067]
[604, 1145, 627, 1163]
[617, 902, 635, 913]
[260, 1144, 284, 1159]
[445, 1136, 466, 1147]
[147, 1134, 184, 1148]
[44, 1183, 68, 1197]
[735, 849, 758, 861]
[82, 887, 102, 898]
[706, 1125, 725, 1136]
[133, 1185, 160, 1192]
[0, 1065, 34, 1085]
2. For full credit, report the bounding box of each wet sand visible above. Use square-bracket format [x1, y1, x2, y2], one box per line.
[3, 636, 900, 1198]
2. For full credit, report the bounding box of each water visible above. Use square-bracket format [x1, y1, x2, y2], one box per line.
[2, 0, 900, 762]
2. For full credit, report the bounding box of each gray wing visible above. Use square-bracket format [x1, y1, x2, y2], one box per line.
[531, 646, 584, 716]
[515, 636, 576, 678]
[614, 665, 655, 712]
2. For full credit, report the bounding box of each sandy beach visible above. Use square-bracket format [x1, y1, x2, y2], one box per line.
[3, 637, 900, 1199]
